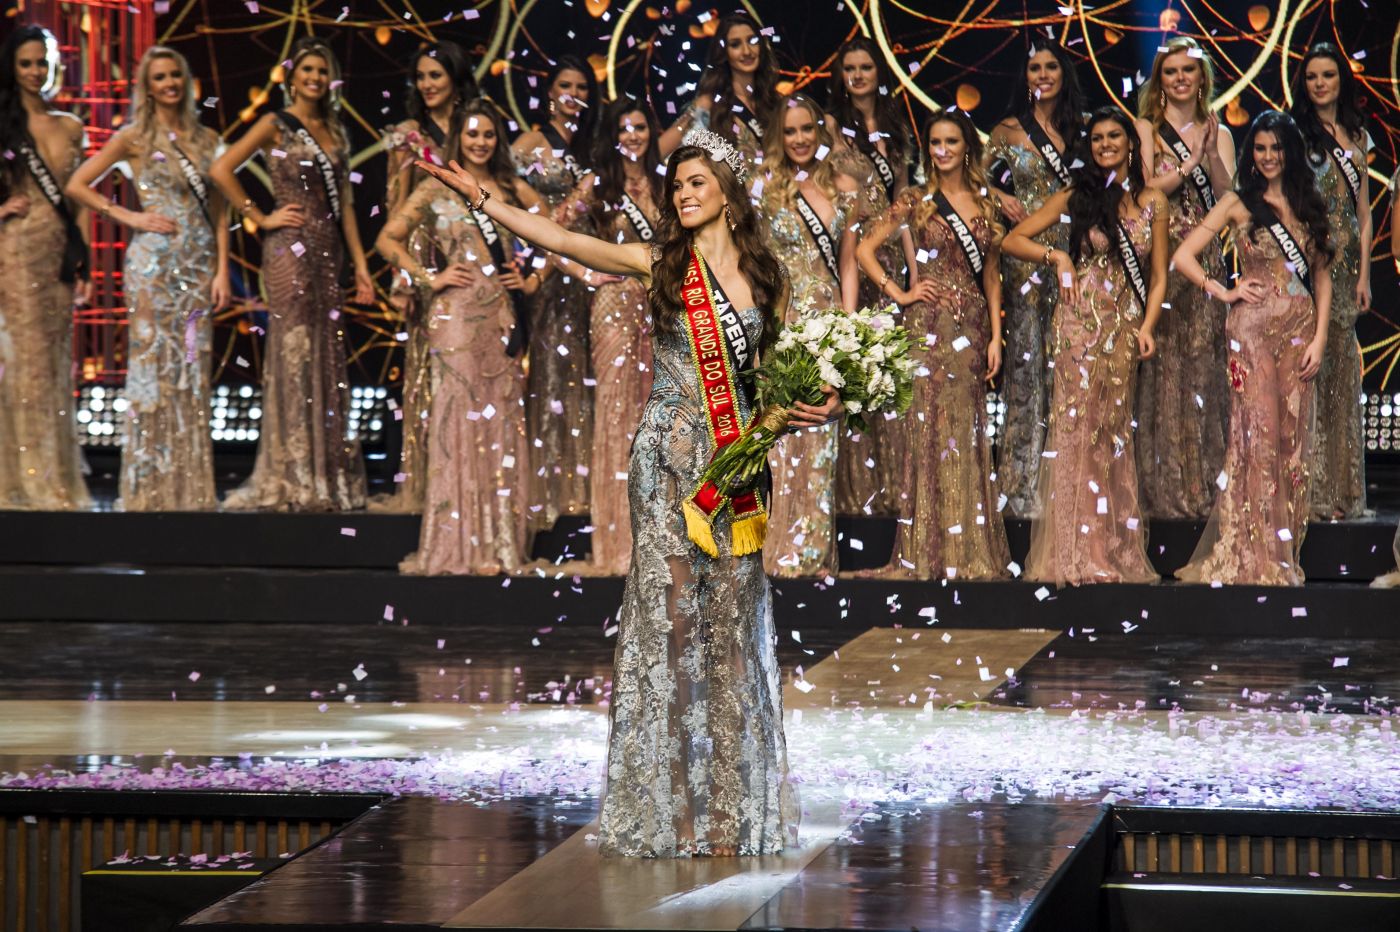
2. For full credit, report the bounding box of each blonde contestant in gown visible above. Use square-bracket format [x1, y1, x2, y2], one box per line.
[551, 98, 661, 575]
[513, 56, 597, 530]
[1133, 38, 1234, 519]
[377, 41, 477, 512]
[856, 110, 1010, 580]
[1175, 112, 1332, 587]
[67, 46, 228, 512]
[420, 128, 841, 856]
[0, 26, 92, 511]
[985, 36, 1087, 517]
[210, 39, 373, 512]
[378, 103, 539, 575]
[1292, 42, 1372, 520]
[757, 94, 863, 578]
[1003, 108, 1166, 587]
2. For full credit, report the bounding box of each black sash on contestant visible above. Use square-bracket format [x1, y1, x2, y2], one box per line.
[19, 136, 88, 283]
[274, 111, 342, 225]
[793, 191, 840, 282]
[1320, 128, 1362, 212]
[1112, 220, 1149, 312]
[467, 201, 530, 357]
[1023, 118, 1071, 187]
[868, 146, 897, 201]
[421, 117, 446, 150]
[731, 100, 766, 141]
[167, 137, 214, 229]
[1158, 120, 1216, 211]
[540, 123, 583, 183]
[932, 190, 986, 295]
[1253, 202, 1314, 298]
[988, 155, 1015, 196]
[618, 193, 654, 242]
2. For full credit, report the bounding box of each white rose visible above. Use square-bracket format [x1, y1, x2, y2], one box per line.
[817, 358, 845, 388]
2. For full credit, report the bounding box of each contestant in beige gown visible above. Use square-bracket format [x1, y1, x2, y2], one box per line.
[0, 26, 92, 511]
[1175, 113, 1333, 587]
[1003, 109, 1166, 587]
[757, 94, 865, 578]
[856, 111, 1010, 580]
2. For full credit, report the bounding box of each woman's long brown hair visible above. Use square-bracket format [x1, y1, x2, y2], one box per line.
[647, 146, 784, 358]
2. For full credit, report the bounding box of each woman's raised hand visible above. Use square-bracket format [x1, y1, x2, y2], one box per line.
[418, 159, 482, 203]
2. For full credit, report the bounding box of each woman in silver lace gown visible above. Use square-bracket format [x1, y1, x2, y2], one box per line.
[420, 132, 841, 856]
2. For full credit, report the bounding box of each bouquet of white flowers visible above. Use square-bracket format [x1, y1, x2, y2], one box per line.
[697, 305, 916, 494]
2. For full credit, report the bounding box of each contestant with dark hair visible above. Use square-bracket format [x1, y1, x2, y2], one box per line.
[419, 127, 840, 856]
[657, 11, 779, 163]
[513, 55, 599, 532]
[0, 25, 92, 511]
[1133, 36, 1235, 520]
[377, 40, 479, 513]
[757, 93, 864, 578]
[378, 102, 541, 575]
[67, 45, 229, 511]
[986, 34, 1087, 517]
[825, 35, 915, 517]
[549, 96, 663, 575]
[1174, 112, 1332, 587]
[1292, 42, 1372, 520]
[210, 37, 373, 511]
[1003, 107, 1167, 586]
[857, 109, 1011, 580]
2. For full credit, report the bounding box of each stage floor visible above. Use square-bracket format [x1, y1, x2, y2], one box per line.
[5, 620, 1400, 928]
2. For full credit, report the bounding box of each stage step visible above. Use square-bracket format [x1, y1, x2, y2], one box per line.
[0, 511, 1394, 579]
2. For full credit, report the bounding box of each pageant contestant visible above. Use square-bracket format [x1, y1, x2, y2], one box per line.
[1133, 37, 1234, 520]
[1293, 42, 1372, 520]
[552, 97, 661, 575]
[67, 46, 228, 512]
[210, 37, 372, 511]
[1003, 108, 1166, 586]
[856, 110, 1011, 581]
[986, 35, 1087, 516]
[378, 102, 538, 575]
[378, 40, 478, 513]
[513, 55, 598, 531]
[1176, 112, 1332, 587]
[658, 11, 779, 163]
[420, 128, 840, 856]
[758, 94, 862, 578]
[0, 25, 92, 511]
[826, 35, 915, 516]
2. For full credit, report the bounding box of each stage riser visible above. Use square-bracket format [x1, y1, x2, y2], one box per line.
[4, 570, 1400, 639]
[0, 512, 1393, 580]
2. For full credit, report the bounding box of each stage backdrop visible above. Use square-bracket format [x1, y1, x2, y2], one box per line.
[4, 0, 1399, 457]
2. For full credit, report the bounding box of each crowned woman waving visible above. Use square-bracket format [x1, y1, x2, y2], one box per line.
[420, 128, 840, 857]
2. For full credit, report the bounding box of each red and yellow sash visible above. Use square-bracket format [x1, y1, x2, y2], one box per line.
[679, 250, 767, 558]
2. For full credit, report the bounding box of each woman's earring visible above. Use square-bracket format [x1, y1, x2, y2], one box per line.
[1159, 89, 1166, 108]
[1197, 87, 1203, 102]
[723, 202, 736, 231]
[548, 97, 557, 115]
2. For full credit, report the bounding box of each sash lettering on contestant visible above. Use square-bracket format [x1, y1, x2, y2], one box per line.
[732, 100, 765, 141]
[20, 137, 88, 282]
[276, 111, 341, 223]
[1159, 120, 1216, 210]
[679, 250, 767, 558]
[1322, 129, 1362, 212]
[1112, 220, 1149, 312]
[932, 190, 986, 290]
[541, 124, 582, 184]
[1255, 203, 1314, 298]
[1024, 118, 1071, 187]
[168, 138, 214, 228]
[469, 203, 530, 357]
[868, 146, 897, 200]
[618, 193, 654, 242]
[793, 192, 840, 282]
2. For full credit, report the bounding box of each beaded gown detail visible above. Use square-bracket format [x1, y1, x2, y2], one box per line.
[985, 131, 1069, 516]
[223, 117, 366, 511]
[877, 193, 1010, 580]
[375, 120, 447, 512]
[555, 175, 656, 575]
[518, 137, 593, 529]
[394, 179, 529, 575]
[598, 268, 796, 857]
[0, 123, 91, 511]
[1025, 205, 1158, 586]
[118, 132, 219, 511]
[1308, 148, 1366, 519]
[1178, 223, 1318, 587]
[759, 184, 857, 578]
[1135, 143, 1229, 518]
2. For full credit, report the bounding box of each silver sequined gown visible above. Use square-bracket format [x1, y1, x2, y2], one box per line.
[119, 132, 219, 511]
[598, 265, 796, 858]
